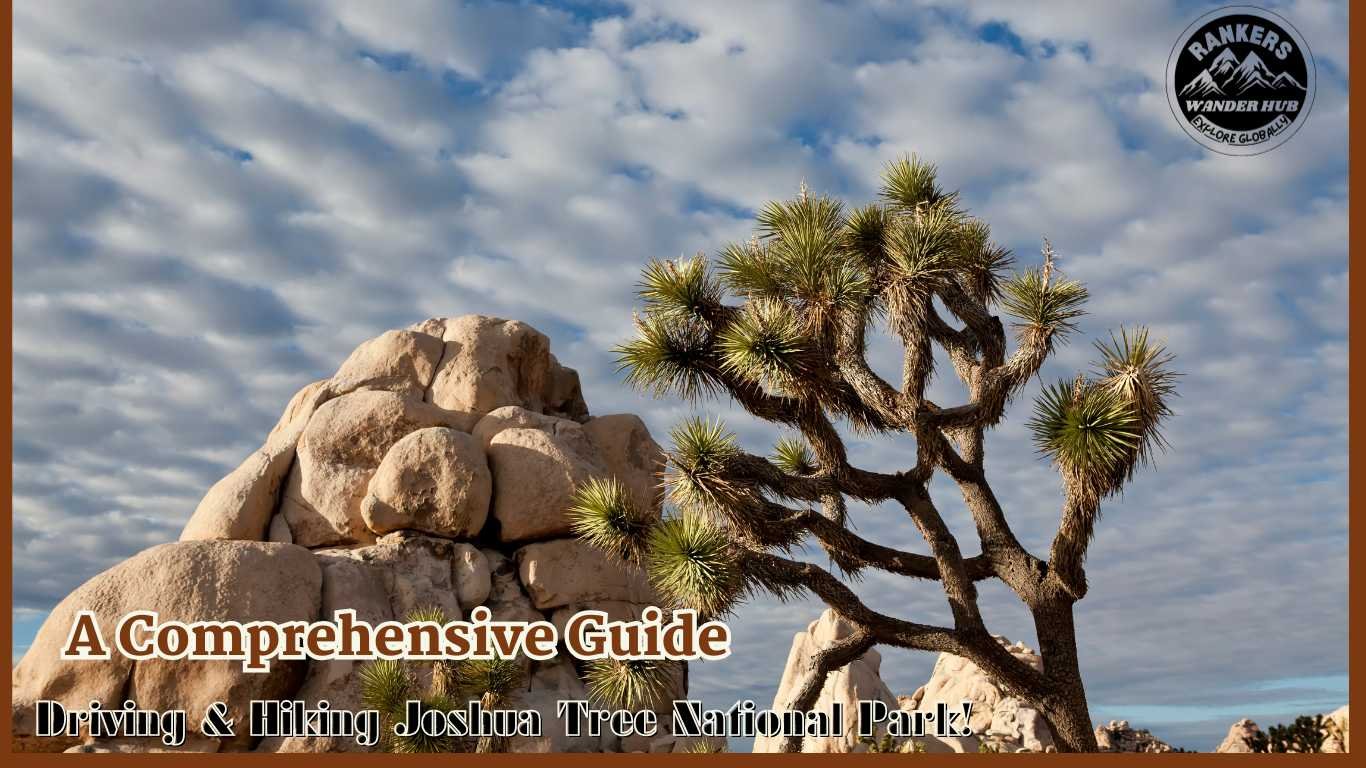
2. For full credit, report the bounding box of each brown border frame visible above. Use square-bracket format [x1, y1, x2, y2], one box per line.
[1, 0, 1355, 763]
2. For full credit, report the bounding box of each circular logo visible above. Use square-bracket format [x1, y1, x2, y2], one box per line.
[1166, 5, 1315, 155]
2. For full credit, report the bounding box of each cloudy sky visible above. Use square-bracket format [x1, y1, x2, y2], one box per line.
[11, 0, 1348, 751]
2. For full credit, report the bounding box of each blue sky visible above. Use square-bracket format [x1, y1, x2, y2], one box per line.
[10, 0, 1348, 751]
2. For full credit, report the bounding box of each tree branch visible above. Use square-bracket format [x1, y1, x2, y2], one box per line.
[778, 626, 874, 753]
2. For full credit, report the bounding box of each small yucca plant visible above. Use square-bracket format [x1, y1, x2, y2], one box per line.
[357, 606, 526, 754]
[584, 658, 679, 711]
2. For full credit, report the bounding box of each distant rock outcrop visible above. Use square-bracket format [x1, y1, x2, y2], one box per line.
[1216, 706, 1350, 753]
[755, 609, 1218, 754]
[1094, 720, 1174, 753]
[755, 609, 1058, 753]
[12, 315, 704, 754]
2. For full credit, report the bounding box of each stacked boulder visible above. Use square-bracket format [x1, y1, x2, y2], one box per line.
[755, 609, 1056, 753]
[1094, 720, 1174, 753]
[12, 316, 700, 753]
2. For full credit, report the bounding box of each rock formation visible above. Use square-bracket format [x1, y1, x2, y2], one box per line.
[1216, 717, 1262, 753]
[755, 609, 1056, 753]
[1094, 720, 1174, 753]
[11, 315, 708, 754]
[1216, 706, 1350, 753]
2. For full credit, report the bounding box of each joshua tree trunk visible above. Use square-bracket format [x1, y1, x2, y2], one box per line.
[573, 156, 1177, 753]
[1032, 598, 1099, 752]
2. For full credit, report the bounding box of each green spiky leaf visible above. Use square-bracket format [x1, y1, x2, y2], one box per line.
[645, 513, 741, 617]
[954, 217, 1014, 303]
[883, 201, 963, 281]
[569, 477, 656, 563]
[405, 605, 449, 625]
[616, 312, 716, 400]
[716, 300, 812, 390]
[841, 203, 889, 268]
[755, 192, 845, 243]
[455, 657, 526, 708]
[1001, 268, 1088, 338]
[772, 436, 816, 475]
[669, 416, 738, 474]
[1028, 379, 1139, 486]
[584, 658, 677, 710]
[880, 154, 957, 211]
[1093, 326, 1178, 474]
[716, 239, 784, 301]
[639, 256, 722, 319]
[358, 658, 411, 718]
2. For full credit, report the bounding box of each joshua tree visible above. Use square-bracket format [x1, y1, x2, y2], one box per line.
[569, 156, 1177, 752]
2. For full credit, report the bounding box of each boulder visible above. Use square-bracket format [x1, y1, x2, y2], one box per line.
[329, 329, 444, 399]
[255, 549, 399, 753]
[472, 405, 583, 449]
[505, 658, 602, 753]
[450, 543, 491, 611]
[1216, 718, 1260, 753]
[279, 390, 474, 547]
[179, 380, 332, 542]
[549, 600, 644, 639]
[361, 427, 491, 539]
[481, 549, 546, 626]
[987, 696, 1053, 752]
[267, 513, 293, 544]
[753, 610, 898, 753]
[914, 636, 1043, 736]
[582, 414, 666, 513]
[1094, 719, 1174, 753]
[11, 541, 321, 752]
[320, 531, 465, 622]
[424, 315, 553, 415]
[488, 427, 609, 542]
[1323, 704, 1349, 753]
[515, 539, 656, 610]
[1215, 707, 1351, 753]
[544, 353, 589, 420]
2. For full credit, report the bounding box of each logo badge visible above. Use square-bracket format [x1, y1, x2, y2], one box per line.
[1166, 5, 1315, 155]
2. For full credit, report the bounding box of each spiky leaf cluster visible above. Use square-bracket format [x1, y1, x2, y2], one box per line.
[1028, 327, 1177, 500]
[1001, 266, 1088, 342]
[665, 417, 750, 516]
[1093, 327, 1177, 475]
[584, 658, 678, 710]
[618, 311, 716, 401]
[455, 657, 526, 708]
[359, 658, 411, 719]
[1028, 378, 1138, 500]
[717, 299, 814, 391]
[645, 513, 741, 617]
[569, 477, 655, 564]
[772, 435, 816, 475]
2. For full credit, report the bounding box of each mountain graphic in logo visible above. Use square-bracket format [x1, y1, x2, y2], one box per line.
[1178, 49, 1307, 99]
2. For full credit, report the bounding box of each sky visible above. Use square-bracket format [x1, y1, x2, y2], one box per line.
[10, 0, 1349, 752]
